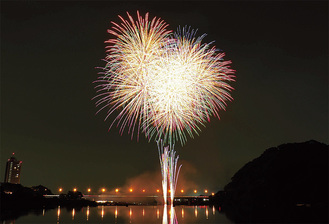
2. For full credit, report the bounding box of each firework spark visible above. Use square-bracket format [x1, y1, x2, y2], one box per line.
[95, 11, 172, 141]
[95, 11, 235, 145]
[157, 140, 182, 206]
[168, 146, 182, 206]
[158, 140, 169, 205]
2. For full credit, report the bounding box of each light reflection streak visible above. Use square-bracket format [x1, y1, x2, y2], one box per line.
[101, 206, 105, 219]
[181, 207, 184, 219]
[57, 206, 60, 221]
[142, 207, 145, 216]
[206, 206, 209, 219]
[194, 206, 198, 218]
[212, 205, 215, 215]
[157, 208, 160, 219]
[115, 206, 118, 219]
[129, 207, 132, 219]
[72, 208, 75, 220]
[42, 208, 45, 216]
[86, 206, 90, 221]
[162, 204, 167, 224]
[170, 204, 177, 224]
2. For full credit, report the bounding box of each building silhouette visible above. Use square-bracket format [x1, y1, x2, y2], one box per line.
[4, 153, 22, 184]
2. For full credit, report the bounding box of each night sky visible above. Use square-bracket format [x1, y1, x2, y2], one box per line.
[1, 1, 328, 194]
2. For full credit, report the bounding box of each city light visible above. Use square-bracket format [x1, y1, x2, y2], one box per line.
[180, 189, 184, 193]
[129, 188, 133, 192]
[211, 192, 215, 196]
[156, 189, 160, 193]
[59, 188, 63, 192]
[194, 190, 197, 193]
[115, 188, 119, 193]
[102, 188, 106, 192]
[142, 189, 146, 193]
[204, 189, 208, 193]
[73, 188, 77, 192]
[87, 188, 91, 193]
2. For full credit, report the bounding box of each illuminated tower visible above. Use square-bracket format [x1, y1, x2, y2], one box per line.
[4, 153, 22, 184]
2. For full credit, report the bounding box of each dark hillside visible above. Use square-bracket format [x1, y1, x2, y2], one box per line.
[215, 140, 328, 223]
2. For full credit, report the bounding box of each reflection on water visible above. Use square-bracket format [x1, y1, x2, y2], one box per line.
[101, 206, 104, 219]
[86, 205, 90, 221]
[162, 205, 168, 224]
[3, 205, 231, 224]
[72, 208, 75, 220]
[206, 206, 208, 219]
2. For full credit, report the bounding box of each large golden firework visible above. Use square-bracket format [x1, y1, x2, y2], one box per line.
[95, 11, 235, 145]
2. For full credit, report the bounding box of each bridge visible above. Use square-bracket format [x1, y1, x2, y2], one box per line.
[45, 194, 211, 206]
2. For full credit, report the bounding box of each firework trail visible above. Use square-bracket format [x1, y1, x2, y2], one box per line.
[157, 140, 182, 205]
[168, 146, 182, 206]
[95, 11, 235, 146]
[158, 140, 169, 205]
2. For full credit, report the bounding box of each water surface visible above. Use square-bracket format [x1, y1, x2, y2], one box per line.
[5, 205, 232, 224]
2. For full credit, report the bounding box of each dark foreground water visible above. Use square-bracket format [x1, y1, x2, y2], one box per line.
[2, 205, 232, 224]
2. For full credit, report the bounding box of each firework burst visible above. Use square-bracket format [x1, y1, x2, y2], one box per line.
[95, 11, 235, 145]
[95, 11, 172, 140]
